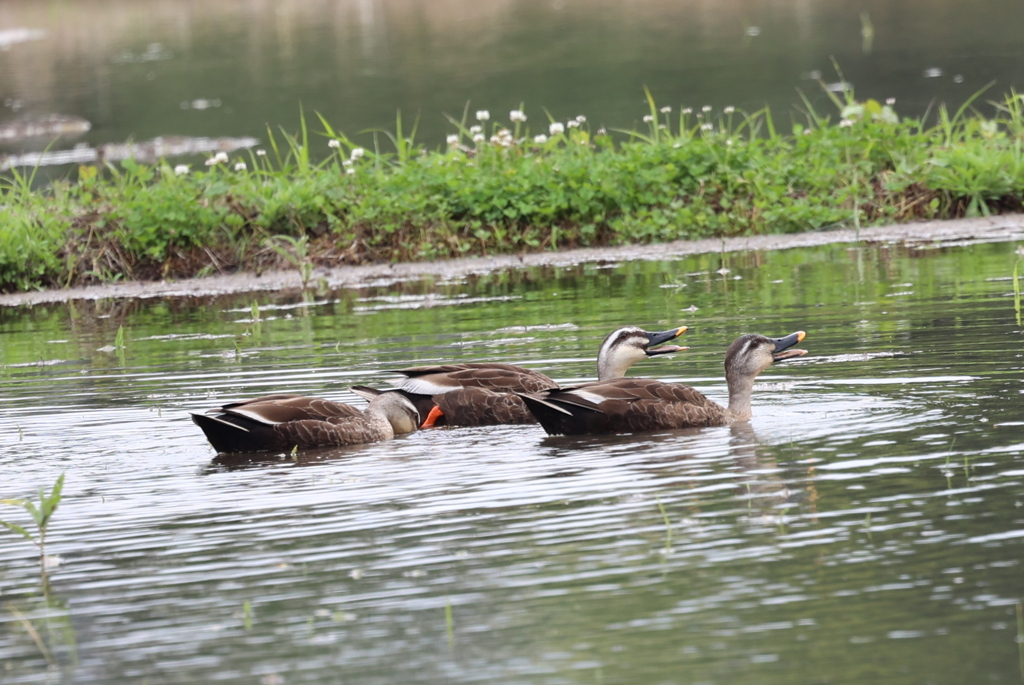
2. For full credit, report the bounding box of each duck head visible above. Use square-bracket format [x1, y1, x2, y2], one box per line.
[368, 390, 422, 434]
[597, 325, 688, 379]
[724, 331, 807, 419]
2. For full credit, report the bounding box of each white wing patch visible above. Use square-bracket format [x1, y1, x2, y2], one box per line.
[398, 377, 460, 395]
[227, 408, 282, 425]
[565, 388, 614, 405]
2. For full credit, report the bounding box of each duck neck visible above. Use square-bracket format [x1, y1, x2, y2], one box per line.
[725, 371, 756, 422]
[597, 352, 632, 380]
[363, 403, 396, 439]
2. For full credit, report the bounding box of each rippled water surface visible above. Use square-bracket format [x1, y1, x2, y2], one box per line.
[2, 241, 1023, 683]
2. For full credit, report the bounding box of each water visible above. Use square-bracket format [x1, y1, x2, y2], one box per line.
[2, 0, 1024, 160]
[1, 239, 1023, 683]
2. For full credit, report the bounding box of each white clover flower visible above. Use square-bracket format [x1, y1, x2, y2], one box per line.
[446, 134, 460, 145]
[567, 120, 580, 128]
[659, 106, 671, 114]
[682, 107, 693, 114]
[255, 149, 267, 156]
[701, 123, 713, 131]
[839, 118, 854, 128]
[472, 133, 485, 143]
[575, 115, 586, 123]
[328, 139, 341, 149]
[475, 110, 490, 121]
[350, 147, 365, 159]
[702, 105, 712, 113]
[642, 114, 654, 123]
[803, 128, 813, 135]
[533, 133, 548, 143]
[204, 157, 218, 166]
[509, 109, 527, 122]
[469, 125, 482, 135]
[596, 128, 607, 135]
[886, 97, 896, 106]
[491, 130, 514, 146]
[346, 167, 356, 175]
[726, 139, 733, 146]
[234, 161, 247, 171]
[723, 106, 735, 114]
[549, 122, 565, 135]
[342, 159, 353, 168]
[215, 151, 229, 163]
[173, 164, 189, 175]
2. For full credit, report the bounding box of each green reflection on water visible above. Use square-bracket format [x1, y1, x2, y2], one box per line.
[0, 239, 1022, 684]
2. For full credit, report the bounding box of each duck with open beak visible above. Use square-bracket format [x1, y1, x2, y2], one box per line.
[351, 325, 688, 428]
[518, 331, 808, 435]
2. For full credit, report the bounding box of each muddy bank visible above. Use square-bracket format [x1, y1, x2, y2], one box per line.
[4, 215, 1024, 307]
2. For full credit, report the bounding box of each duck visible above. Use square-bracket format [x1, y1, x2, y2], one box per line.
[191, 390, 423, 453]
[351, 325, 687, 428]
[518, 331, 807, 436]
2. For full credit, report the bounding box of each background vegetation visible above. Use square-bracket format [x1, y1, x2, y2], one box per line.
[2, 86, 1023, 293]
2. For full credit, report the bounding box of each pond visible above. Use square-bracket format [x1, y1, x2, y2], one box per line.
[2, 0, 1024, 161]
[1, 238, 1023, 683]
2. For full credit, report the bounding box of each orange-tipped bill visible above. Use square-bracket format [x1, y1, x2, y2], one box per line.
[771, 331, 808, 362]
[644, 326, 687, 356]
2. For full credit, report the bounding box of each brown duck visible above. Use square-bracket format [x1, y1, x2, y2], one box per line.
[352, 325, 687, 427]
[191, 390, 422, 453]
[518, 331, 807, 435]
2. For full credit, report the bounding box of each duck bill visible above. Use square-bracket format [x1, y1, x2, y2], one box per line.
[771, 331, 808, 362]
[646, 344, 688, 356]
[644, 326, 687, 356]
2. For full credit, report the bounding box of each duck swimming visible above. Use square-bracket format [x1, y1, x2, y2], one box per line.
[191, 390, 422, 453]
[353, 325, 687, 427]
[518, 331, 807, 436]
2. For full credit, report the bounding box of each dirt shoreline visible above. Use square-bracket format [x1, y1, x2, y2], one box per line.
[5, 215, 1024, 307]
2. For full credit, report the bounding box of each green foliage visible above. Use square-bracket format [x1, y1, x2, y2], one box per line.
[1, 473, 65, 557]
[6, 87, 1024, 292]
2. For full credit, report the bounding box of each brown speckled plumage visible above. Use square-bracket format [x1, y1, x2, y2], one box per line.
[520, 332, 807, 436]
[389, 325, 687, 427]
[192, 392, 420, 453]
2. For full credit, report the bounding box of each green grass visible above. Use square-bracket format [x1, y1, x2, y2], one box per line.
[1, 473, 65, 573]
[4, 85, 1024, 293]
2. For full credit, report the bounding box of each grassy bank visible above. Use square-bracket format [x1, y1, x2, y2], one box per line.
[3, 85, 1024, 293]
